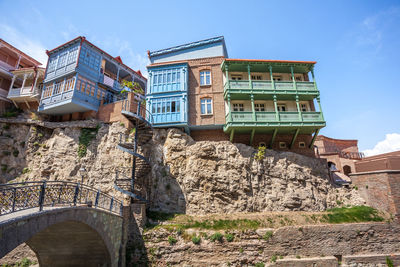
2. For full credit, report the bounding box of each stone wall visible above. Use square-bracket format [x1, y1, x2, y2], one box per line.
[142, 222, 400, 266]
[351, 170, 400, 217]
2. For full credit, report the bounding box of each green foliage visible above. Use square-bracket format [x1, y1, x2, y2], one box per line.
[263, 231, 273, 241]
[121, 80, 144, 95]
[210, 232, 223, 242]
[13, 150, 19, 157]
[239, 247, 244, 253]
[323, 206, 384, 224]
[270, 255, 277, 262]
[78, 126, 100, 158]
[296, 255, 301, 259]
[354, 185, 358, 190]
[176, 227, 183, 236]
[1, 108, 22, 118]
[366, 185, 369, 189]
[20, 141, 25, 147]
[336, 200, 342, 205]
[386, 256, 394, 267]
[184, 219, 260, 231]
[1, 164, 7, 172]
[3, 124, 10, 130]
[255, 263, 265, 267]
[225, 233, 234, 242]
[279, 255, 283, 259]
[191, 235, 201, 245]
[37, 133, 43, 138]
[254, 146, 266, 161]
[2, 151, 11, 156]
[119, 122, 125, 127]
[33, 142, 39, 147]
[22, 167, 30, 174]
[167, 236, 177, 245]
[147, 210, 177, 221]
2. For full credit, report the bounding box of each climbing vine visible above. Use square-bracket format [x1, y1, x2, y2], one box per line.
[78, 125, 100, 158]
[254, 146, 266, 161]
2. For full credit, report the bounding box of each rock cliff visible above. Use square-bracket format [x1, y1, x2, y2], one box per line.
[147, 129, 364, 214]
[0, 120, 364, 214]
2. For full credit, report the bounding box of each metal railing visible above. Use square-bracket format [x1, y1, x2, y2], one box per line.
[0, 181, 123, 217]
[225, 80, 317, 92]
[121, 98, 153, 124]
[227, 111, 324, 123]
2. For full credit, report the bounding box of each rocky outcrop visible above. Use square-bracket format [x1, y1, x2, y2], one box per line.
[147, 129, 364, 215]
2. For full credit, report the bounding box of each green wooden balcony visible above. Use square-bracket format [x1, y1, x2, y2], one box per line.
[224, 80, 319, 99]
[224, 111, 325, 133]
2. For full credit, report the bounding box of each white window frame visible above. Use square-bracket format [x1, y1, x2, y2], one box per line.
[299, 142, 306, 148]
[200, 70, 211, 86]
[277, 103, 287, 112]
[251, 74, 262, 80]
[200, 98, 213, 115]
[300, 103, 308, 112]
[279, 142, 287, 148]
[254, 103, 265, 112]
[231, 74, 243, 80]
[233, 103, 244, 112]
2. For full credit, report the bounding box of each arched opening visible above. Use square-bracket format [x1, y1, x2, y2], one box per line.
[328, 161, 338, 171]
[343, 165, 352, 176]
[26, 221, 111, 267]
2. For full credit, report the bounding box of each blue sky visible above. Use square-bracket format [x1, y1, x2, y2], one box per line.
[1, 0, 399, 154]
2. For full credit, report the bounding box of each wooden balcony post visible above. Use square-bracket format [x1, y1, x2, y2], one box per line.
[317, 96, 324, 120]
[227, 93, 232, 122]
[9, 75, 16, 91]
[21, 73, 27, 90]
[269, 65, 275, 90]
[309, 129, 320, 149]
[311, 67, 318, 91]
[251, 94, 256, 121]
[296, 95, 302, 121]
[225, 64, 231, 89]
[32, 70, 40, 92]
[290, 66, 297, 92]
[273, 95, 279, 121]
[247, 64, 252, 90]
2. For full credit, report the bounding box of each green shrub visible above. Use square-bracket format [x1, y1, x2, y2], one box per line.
[323, 206, 384, 223]
[239, 247, 244, 253]
[255, 263, 265, 267]
[3, 124, 10, 130]
[78, 126, 100, 158]
[296, 255, 301, 259]
[191, 236, 201, 245]
[1, 108, 22, 118]
[13, 150, 19, 157]
[225, 233, 234, 242]
[263, 231, 273, 241]
[20, 141, 25, 147]
[254, 146, 266, 161]
[33, 142, 40, 147]
[176, 227, 183, 236]
[210, 232, 223, 242]
[386, 256, 394, 267]
[20, 257, 33, 267]
[168, 236, 177, 245]
[37, 133, 43, 138]
[22, 167, 30, 174]
[1, 164, 7, 172]
[270, 255, 277, 262]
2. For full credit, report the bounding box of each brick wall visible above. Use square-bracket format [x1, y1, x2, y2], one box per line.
[350, 171, 400, 216]
[187, 57, 225, 126]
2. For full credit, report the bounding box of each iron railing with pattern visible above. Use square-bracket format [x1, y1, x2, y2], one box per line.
[0, 181, 123, 217]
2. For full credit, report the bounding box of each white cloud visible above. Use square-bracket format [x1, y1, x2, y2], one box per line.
[0, 24, 48, 66]
[363, 133, 400, 157]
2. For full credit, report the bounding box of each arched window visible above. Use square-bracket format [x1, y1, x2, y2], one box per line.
[343, 165, 352, 176]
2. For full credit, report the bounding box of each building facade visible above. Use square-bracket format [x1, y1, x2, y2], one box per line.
[146, 36, 228, 134]
[222, 59, 325, 155]
[38, 36, 146, 119]
[0, 39, 42, 114]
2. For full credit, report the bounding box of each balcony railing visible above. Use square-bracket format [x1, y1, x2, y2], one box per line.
[100, 74, 121, 91]
[0, 60, 15, 72]
[0, 88, 8, 99]
[227, 111, 324, 123]
[7, 86, 40, 98]
[225, 80, 318, 93]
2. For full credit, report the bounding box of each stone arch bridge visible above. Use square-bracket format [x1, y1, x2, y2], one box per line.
[0, 181, 129, 267]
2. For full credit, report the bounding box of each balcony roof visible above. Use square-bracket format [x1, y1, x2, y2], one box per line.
[222, 59, 316, 73]
[47, 36, 146, 81]
[0, 39, 42, 66]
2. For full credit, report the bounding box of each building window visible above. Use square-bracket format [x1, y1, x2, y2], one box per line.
[279, 142, 286, 148]
[295, 76, 302, 81]
[299, 142, 306, 148]
[277, 104, 286, 112]
[259, 142, 266, 147]
[255, 103, 265, 112]
[273, 76, 282, 81]
[231, 74, 242, 80]
[200, 71, 211, 85]
[301, 103, 308, 112]
[251, 75, 262, 80]
[233, 103, 244, 112]
[200, 98, 212, 115]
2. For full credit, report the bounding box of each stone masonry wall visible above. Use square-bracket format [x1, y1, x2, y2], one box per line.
[142, 222, 400, 266]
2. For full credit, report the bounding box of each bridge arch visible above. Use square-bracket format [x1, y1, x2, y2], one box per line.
[0, 207, 124, 267]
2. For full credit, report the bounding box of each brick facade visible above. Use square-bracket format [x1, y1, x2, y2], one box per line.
[187, 56, 225, 126]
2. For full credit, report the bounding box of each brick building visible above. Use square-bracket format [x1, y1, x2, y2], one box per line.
[0, 39, 42, 114]
[314, 135, 365, 176]
[350, 150, 400, 218]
